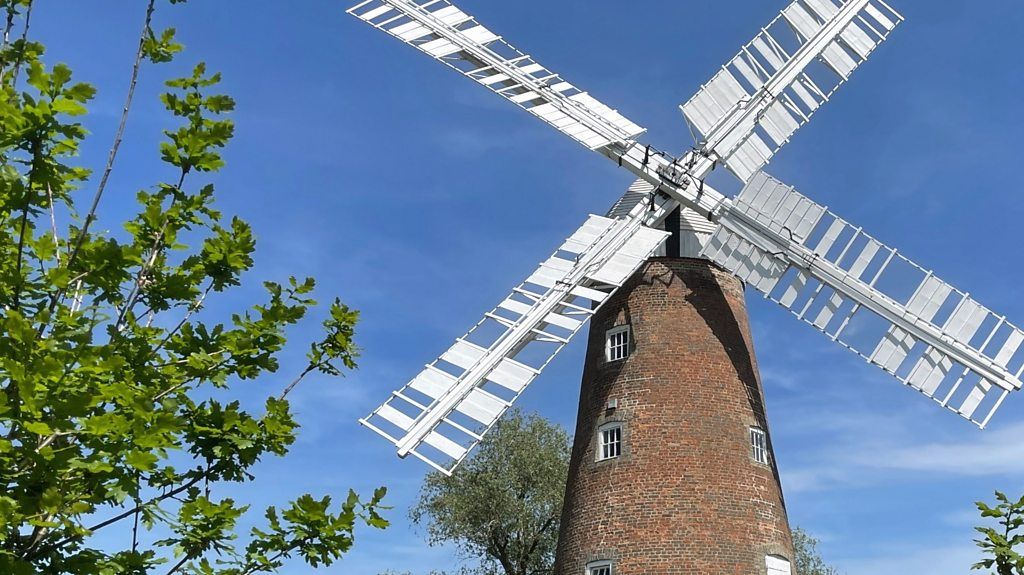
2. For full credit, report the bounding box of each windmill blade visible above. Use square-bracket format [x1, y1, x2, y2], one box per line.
[347, 0, 644, 151]
[701, 173, 1022, 427]
[345, 0, 758, 225]
[682, 0, 902, 182]
[361, 214, 669, 474]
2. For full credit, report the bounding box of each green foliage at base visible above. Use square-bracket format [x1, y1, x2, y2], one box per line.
[792, 527, 840, 575]
[974, 491, 1024, 575]
[410, 410, 570, 575]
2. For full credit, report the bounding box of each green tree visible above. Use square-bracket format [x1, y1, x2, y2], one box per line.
[410, 410, 570, 575]
[974, 491, 1024, 575]
[793, 527, 840, 575]
[0, 1, 386, 573]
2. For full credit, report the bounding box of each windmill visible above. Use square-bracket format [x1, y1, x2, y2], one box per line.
[347, 0, 1024, 572]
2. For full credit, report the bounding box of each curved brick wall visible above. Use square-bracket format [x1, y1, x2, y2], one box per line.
[554, 258, 793, 575]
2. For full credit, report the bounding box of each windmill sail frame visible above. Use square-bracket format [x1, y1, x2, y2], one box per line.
[360, 212, 669, 474]
[701, 173, 1022, 427]
[348, 0, 1022, 474]
[681, 0, 903, 182]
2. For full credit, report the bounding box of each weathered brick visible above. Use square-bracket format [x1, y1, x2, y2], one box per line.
[554, 258, 793, 574]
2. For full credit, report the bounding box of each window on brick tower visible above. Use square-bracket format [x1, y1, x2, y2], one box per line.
[587, 560, 613, 575]
[766, 555, 792, 575]
[750, 426, 768, 465]
[605, 324, 630, 362]
[597, 423, 622, 461]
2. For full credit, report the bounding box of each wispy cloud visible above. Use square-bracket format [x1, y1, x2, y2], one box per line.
[782, 415, 1024, 494]
[837, 540, 982, 575]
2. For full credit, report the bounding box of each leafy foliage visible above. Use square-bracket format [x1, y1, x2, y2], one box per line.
[974, 491, 1024, 575]
[0, 1, 386, 573]
[410, 410, 570, 575]
[792, 527, 840, 575]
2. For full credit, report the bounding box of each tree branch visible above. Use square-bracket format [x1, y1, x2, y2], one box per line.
[63, 0, 155, 275]
[8, 0, 31, 86]
[164, 554, 190, 575]
[12, 137, 39, 311]
[150, 283, 212, 359]
[152, 353, 230, 403]
[0, 3, 15, 81]
[522, 514, 557, 563]
[279, 364, 315, 401]
[46, 183, 60, 263]
[28, 471, 205, 559]
[41, 0, 156, 334]
[237, 540, 308, 575]
[114, 167, 188, 331]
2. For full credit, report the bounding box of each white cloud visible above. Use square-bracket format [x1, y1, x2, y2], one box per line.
[781, 416, 1024, 494]
[852, 422, 1024, 476]
[838, 540, 982, 575]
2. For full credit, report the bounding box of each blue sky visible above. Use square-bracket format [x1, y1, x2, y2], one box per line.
[36, 1, 1024, 573]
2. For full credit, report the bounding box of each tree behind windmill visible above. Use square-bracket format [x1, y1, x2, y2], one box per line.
[792, 528, 841, 575]
[411, 410, 570, 575]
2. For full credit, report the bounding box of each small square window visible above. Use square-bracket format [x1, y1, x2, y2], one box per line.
[587, 561, 612, 575]
[605, 325, 631, 362]
[750, 427, 768, 465]
[597, 423, 622, 461]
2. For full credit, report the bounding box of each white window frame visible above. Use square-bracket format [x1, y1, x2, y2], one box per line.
[597, 422, 622, 462]
[586, 560, 613, 575]
[605, 324, 631, 362]
[750, 426, 768, 465]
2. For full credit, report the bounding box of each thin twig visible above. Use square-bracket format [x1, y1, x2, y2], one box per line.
[29, 472, 204, 558]
[164, 555, 190, 575]
[69, 278, 84, 313]
[11, 139, 38, 311]
[63, 0, 155, 276]
[38, 0, 155, 336]
[34, 430, 70, 453]
[115, 168, 187, 330]
[131, 473, 141, 554]
[25, 512, 56, 553]
[0, 3, 15, 80]
[12, 206, 29, 307]
[8, 0, 31, 86]
[152, 355, 230, 403]
[150, 284, 212, 357]
[238, 545, 302, 575]
[1, 3, 13, 41]
[279, 364, 315, 401]
[46, 183, 60, 264]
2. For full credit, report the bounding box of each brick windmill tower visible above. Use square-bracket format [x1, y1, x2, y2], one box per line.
[349, 1, 1024, 573]
[552, 206, 794, 574]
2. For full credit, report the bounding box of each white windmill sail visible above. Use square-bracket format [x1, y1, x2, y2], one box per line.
[361, 213, 669, 474]
[681, 0, 902, 182]
[347, 0, 918, 474]
[347, 0, 644, 151]
[701, 173, 1023, 427]
[346, 0, 743, 226]
[345, 0, 904, 230]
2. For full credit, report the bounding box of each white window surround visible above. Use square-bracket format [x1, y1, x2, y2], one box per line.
[586, 560, 613, 575]
[750, 426, 768, 465]
[766, 554, 792, 575]
[597, 422, 622, 462]
[605, 324, 631, 362]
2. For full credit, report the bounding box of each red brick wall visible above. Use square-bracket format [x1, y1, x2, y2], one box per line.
[554, 258, 793, 575]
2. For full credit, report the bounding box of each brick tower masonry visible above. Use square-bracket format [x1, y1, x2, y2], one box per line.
[554, 257, 794, 575]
